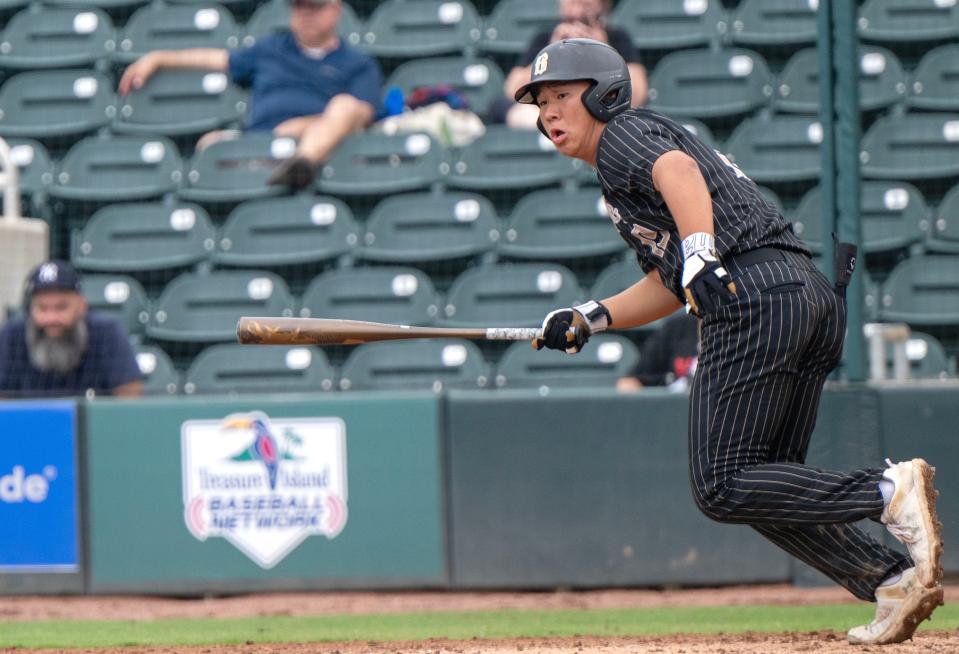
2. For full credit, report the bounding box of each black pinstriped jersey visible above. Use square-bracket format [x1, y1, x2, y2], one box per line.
[595, 109, 810, 303]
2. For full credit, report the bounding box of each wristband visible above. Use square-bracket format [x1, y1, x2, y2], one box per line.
[682, 232, 716, 259]
[574, 300, 612, 332]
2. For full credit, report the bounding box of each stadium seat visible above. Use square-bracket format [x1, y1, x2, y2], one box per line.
[43, 0, 147, 10]
[178, 132, 291, 203]
[876, 331, 953, 380]
[72, 201, 215, 272]
[446, 125, 575, 191]
[494, 333, 639, 389]
[858, 0, 959, 47]
[479, 0, 557, 55]
[4, 138, 54, 197]
[216, 194, 358, 267]
[609, 0, 725, 51]
[114, 70, 247, 138]
[791, 181, 929, 255]
[114, 3, 240, 63]
[243, 0, 363, 47]
[357, 191, 499, 264]
[728, 0, 818, 50]
[879, 255, 959, 326]
[645, 48, 773, 123]
[589, 255, 672, 332]
[82, 273, 151, 335]
[50, 135, 182, 202]
[775, 46, 907, 114]
[927, 182, 959, 254]
[147, 270, 295, 342]
[0, 69, 115, 141]
[338, 339, 489, 391]
[860, 113, 959, 182]
[316, 132, 445, 196]
[0, 6, 115, 70]
[442, 263, 583, 327]
[386, 56, 505, 118]
[723, 114, 823, 184]
[906, 44, 959, 112]
[498, 187, 625, 261]
[135, 343, 180, 395]
[300, 266, 441, 326]
[678, 118, 717, 149]
[362, 0, 482, 58]
[184, 343, 336, 394]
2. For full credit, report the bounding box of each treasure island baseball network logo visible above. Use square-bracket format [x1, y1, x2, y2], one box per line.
[181, 411, 348, 568]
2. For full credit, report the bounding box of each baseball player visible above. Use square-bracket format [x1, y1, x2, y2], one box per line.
[518, 38, 944, 645]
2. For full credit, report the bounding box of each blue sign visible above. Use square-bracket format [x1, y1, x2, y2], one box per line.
[0, 401, 78, 572]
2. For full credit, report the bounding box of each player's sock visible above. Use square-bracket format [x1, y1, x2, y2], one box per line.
[879, 571, 902, 587]
[879, 478, 895, 506]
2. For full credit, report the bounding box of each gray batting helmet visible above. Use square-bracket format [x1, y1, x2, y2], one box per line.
[514, 38, 631, 123]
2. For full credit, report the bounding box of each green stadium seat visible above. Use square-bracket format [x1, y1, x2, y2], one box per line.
[890, 331, 953, 380]
[4, 138, 54, 197]
[494, 333, 640, 389]
[479, 0, 557, 55]
[50, 135, 182, 202]
[446, 125, 575, 191]
[300, 266, 441, 326]
[114, 3, 240, 63]
[442, 263, 583, 327]
[927, 182, 959, 254]
[879, 255, 959, 326]
[0, 6, 115, 70]
[646, 48, 773, 122]
[148, 270, 295, 342]
[728, 0, 818, 49]
[860, 113, 959, 182]
[114, 70, 247, 138]
[338, 339, 489, 391]
[82, 273, 151, 335]
[216, 194, 358, 267]
[723, 114, 822, 184]
[609, 0, 725, 51]
[791, 181, 929, 255]
[135, 343, 180, 395]
[498, 187, 625, 262]
[358, 191, 498, 264]
[243, 0, 363, 47]
[362, 0, 482, 58]
[906, 44, 959, 112]
[589, 255, 673, 332]
[0, 69, 115, 140]
[858, 0, 959, 46]
[775, 46, 907, 114]
[178, 132, 290, 204]
[72, 201, 215, 272]
[184, 343, 335, 394]
[316, 132, 445, 196]
[44, 0, 147, 10]
[386, 56, 505, 118]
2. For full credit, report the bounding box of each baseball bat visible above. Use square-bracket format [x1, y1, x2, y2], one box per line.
[236, 316, 541, 346]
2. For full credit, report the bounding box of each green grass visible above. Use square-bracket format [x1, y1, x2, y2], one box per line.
[1, 603, 957, 649]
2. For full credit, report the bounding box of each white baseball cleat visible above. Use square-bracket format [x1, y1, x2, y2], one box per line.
[881, 458, 944, 588]
[847, 567, 944, 645]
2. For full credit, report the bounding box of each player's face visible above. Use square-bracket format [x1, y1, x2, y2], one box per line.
[537, 81, 603, 164]
[30, 291, 87, 339]
[290, 0, 341, 48]
[559, 0, 605, 25]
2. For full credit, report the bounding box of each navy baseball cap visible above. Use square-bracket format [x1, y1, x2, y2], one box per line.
[24, 260, 82, 298]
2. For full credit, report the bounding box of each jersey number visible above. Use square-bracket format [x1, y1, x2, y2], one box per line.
[716, 151, 750, 180]
[630, 224, 670, 259]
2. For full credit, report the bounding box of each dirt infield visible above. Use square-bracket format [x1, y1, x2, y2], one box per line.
[2, 584, 956, 653]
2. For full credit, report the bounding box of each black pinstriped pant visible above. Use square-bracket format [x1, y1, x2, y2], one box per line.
[689, 248, 910, 601]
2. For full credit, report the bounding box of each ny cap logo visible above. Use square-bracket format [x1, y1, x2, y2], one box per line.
[533, 52, 549, 77]
[38, 263, 59, 283]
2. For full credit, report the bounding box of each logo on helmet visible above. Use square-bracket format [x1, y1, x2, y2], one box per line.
[533, 52, 549, 77]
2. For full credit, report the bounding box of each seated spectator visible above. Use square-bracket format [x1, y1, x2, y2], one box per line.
[118, 0, 382, 190]
[617, 311, 699, 392]
[494, 0, 647, 129]
[0, 261, 142, 398]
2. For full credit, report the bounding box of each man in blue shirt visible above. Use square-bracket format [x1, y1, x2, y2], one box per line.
[0, 261, 142, 398]
[118, 0, 383, 190]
